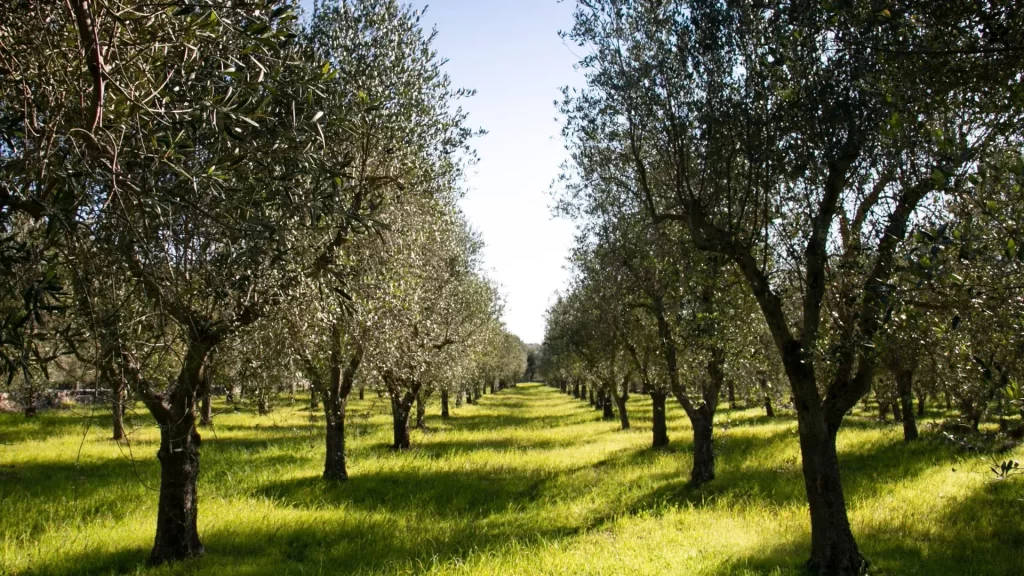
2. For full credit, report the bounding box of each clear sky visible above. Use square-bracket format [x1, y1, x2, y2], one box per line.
[412, 1, 580, 344]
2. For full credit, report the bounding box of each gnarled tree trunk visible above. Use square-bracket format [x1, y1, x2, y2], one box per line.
[139, 336, 217, 565]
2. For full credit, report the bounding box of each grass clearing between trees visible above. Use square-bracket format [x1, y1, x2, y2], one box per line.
[1, 383, 1022, 576]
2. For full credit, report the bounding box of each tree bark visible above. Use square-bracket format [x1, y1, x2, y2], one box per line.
[110, 365, 127, 440]
[760, 377, 775, 418]
[391, 396, 412, 450]
[319, 327, 363, 482]
[727, 380, 737, 410]
[441, 390, 450, 419]
[151, 415, 203, 564]
[612, 388, 630, 430]
[797, 411, 864, 575]
[199, 388, 211, 427]
[916, 392, 926, 417]
[896, 370, 918, 441]
[23, 388, 37, 418]
[359, 387, 364, 400]
[415, 392, 426, 429]
[309, 387, 318, 410]
[601, 389, 615, 420]
[142, 337, 216, 565]
[199, 365, 212, 427]
[690, 411, 715, 485]
[322, 398, 348, 481]
[455, 390, 463, 408]
[651, 391, 669, 448]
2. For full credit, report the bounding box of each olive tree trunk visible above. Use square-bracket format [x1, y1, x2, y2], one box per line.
[601, 389, 615, 420]
[650, 391, 669, 448]
[138, 336, 217, 565]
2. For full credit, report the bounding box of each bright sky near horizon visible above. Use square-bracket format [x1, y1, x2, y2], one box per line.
[411, 1, 581, 344]
[303, 0, 584, 344]
[299, 1, 581, 343]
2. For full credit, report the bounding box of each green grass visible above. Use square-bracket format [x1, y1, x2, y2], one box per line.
[1, 384, 1022, 576]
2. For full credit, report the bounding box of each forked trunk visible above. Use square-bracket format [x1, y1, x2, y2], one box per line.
[650, 392, 669, 448]
[145, 337, 215, 565]
[323, 336, 363, 480]
[386, 380, 418, 450]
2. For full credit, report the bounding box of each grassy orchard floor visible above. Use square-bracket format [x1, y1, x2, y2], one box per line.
[1, 384, 1022, 576]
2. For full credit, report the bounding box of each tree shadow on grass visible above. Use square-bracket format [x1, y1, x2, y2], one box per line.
[257, 466, 550, 518]
[18, 544, 152, 576]
[0, 411, 109, 444]
[705, 478, 1024, 576]
[576, 425, 971, 522]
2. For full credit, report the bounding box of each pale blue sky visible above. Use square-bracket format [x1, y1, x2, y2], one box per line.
[411, 1, 580, 344]
[305, 1, 582, 343]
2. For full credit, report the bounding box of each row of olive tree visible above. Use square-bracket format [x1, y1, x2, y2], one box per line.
[0, 0, 523, 565]
[542, 1, 1024, 573]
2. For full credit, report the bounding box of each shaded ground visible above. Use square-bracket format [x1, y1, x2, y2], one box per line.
[1, 384, 1022, 575]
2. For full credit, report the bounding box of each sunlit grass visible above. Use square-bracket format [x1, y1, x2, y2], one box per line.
[1, 384, 1022, 575]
